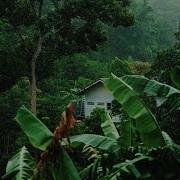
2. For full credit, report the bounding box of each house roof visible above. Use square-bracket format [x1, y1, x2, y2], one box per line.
[79, 78, 107, 94]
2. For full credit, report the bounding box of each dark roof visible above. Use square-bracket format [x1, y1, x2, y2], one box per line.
[79, 78, 107, 94]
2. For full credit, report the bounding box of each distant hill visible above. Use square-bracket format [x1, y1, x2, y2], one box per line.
[101, 0, 180, 61]
[148, 0, 180, 30]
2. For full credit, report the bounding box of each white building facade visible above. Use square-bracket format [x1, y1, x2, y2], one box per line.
[79, 79, 114, 118]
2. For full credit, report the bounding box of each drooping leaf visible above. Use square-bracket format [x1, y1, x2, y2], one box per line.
[66, 134, 120, 152]
[2, 146, 35, 180]
[105, 74, 165, 148]
[15, 106, 54, 151]
[51, 147, 81, 180]
[162, 131, 175, 150]
[112, 155, 153, 179]
[100, 110, 120, 140]
[122, 75, 180, 107]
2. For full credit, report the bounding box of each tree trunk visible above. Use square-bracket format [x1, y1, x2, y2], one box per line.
[31, 34, 43, 115]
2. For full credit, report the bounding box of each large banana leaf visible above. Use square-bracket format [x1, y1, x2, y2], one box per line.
[100, 110, 120, 140]
[2, 146, 35, 180]
[52, 147, 81, 180]
[15, 106, 54, 151]
[105, 74, 165, 147]
[67, 134, 120, 152]
[122, 75, 180, 107]
[118, 119, 138, 147]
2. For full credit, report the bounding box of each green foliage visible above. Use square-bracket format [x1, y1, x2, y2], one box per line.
[149, 28, 180, 144]
[100, 110, 120, 140]
[45, 148, 81, 180]
[0, 78, 31, 176]
[75, 77, 93, 90]
[105, 74, 165, 148]
[122, 75, 180, 108]
[105, 0, 176, 60]
[2, 146, 35, 180]
[0, 0, 134, 93]
[70, 121, 89, 136]
[56, 54, 109, 82]
[37, 90, 77, 130]
[16, 106, 54, 151]
[59, 148, 81, 180]
[109, 57, 151, 76]
[171, 66, 180, 89]
[128, 60, 151, 75]
[110, 57, 132, 77]
[118, 119, 138, 147]
[85, 108, 104, 135]
[3, 105, 80, 179]
[69, 75, 180, 179]
[150, 29, 180, 86]
[67, 134, 120, 152]
[151, 48, 180, 85]
[3, 74, 180, 179]
[1, 0, 180, 179]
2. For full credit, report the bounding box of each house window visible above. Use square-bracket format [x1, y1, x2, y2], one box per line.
[87, 102, 94, 105]
[107, 103, 112, 110]
[97, 102, 105, 106]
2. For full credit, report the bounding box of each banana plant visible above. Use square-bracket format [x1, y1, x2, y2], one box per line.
[69, 75, 174, 148]
[118, 119, 138, 147]
[122, 75, 180, 108]
[105, 74, 165, 148]
[66, 134, 120, 152]
[2, 105, 80, 180]
[100, 110, 120, 140]
[16, 106, 54, 151]
[108, 154, 153, 179]
[2, 146, 35, 180]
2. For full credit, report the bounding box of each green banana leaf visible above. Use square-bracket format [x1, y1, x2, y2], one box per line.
[105, 74, 165, 148]
[52, 147, 81, 180]
[100, 110, 120, 140]
[122, 75, 180, 107]
[111, 155, 153, 179]
[2, 146, 35, 180]
[162, 131, 175, 150]
[118, 119, 138, 147]
[67, 134, 120, 152]
[15, 106, 54, 151]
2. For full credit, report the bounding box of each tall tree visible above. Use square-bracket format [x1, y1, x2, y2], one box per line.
[0, 0, 134, 114]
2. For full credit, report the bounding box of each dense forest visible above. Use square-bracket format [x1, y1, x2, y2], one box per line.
[0, 0, 180, 179]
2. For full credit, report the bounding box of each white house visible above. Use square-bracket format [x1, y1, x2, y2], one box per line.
[76, 78, 122, 122]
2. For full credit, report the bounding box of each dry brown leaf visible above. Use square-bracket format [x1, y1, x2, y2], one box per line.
[54, 101, 76, 140]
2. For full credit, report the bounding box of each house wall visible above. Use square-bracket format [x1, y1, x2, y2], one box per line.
[84, 83, 114, 117]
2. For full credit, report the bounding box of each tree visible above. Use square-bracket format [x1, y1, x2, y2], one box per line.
[0, 0, 134, 114]
[150, 23, 180, 86]
[98, 0, 178, 61]
[110, 57, 132, 77]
